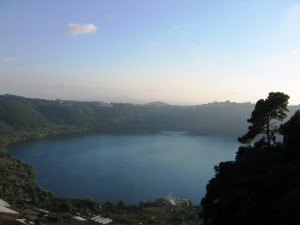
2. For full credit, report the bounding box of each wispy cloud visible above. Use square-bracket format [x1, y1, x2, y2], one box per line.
[0, 57, 47, 73]
[173, 24, 181, 30]
[288, 50, 300, 57]
[288, 4, 300, 20]
[1, 57, 24, 63]
[146, 88, 162, 92]
[104, 14, 117, 20]
[64, 23, 97, 36]
[146, 41, 159, 48]
[286, 3, 300, 28]
[200, 43, 215, 48]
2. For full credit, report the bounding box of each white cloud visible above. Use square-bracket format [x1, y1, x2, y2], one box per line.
[64, 23, 97, 36]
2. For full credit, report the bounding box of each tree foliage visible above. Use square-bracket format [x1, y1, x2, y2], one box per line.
[238, 92, 289, 148]
[281, 110, 300, 159]
[201, 105, 300, 225]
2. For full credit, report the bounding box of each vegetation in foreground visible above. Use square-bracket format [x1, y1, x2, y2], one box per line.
[201, 92, 300, 225]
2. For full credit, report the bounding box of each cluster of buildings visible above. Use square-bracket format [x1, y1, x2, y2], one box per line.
[0, 198, 51, 224]
[1, 197, 114, 225]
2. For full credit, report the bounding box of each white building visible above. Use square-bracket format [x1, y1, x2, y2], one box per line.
[0, 199, 19, 215]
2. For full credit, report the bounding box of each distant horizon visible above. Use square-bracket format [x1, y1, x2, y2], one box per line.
[2, 92, 300, 106]
[0, 92, 252, 105]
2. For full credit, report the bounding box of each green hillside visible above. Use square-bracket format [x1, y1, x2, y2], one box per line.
[0, 94, 255, 146]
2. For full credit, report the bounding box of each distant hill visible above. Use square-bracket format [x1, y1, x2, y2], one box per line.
[144, 101, 170, 107]
[0, 94, 299, 146]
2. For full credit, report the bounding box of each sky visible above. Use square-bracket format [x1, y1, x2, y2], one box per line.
[0, 0, 300, 105]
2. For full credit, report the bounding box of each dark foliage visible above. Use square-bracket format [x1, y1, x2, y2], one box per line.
[201, 110, 300, 225]
[238, 92, 289, 148]
[281, 110, 300, 159]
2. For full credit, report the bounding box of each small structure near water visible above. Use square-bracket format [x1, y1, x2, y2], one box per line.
[0, 199, 19, 216]
[73, 215, 87, 221]
[165, 198, 191, 212]
[90, 215, 113, 224]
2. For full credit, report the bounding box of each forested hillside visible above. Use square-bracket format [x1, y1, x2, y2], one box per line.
[1, 94, 299, 147]
[0, 94, 245, 145]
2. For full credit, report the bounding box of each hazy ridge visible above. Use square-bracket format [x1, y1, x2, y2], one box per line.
[1, 94, 299, 146]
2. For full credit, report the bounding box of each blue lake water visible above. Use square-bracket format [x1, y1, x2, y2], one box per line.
[9, 132, 239, 204]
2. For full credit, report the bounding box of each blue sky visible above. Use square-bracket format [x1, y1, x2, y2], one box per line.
[1, 0, 300, 104]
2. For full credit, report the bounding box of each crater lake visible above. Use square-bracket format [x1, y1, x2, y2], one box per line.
[9, 132, 239, 204]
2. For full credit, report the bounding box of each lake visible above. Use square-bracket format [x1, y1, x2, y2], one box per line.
[9, 132, 239, 204]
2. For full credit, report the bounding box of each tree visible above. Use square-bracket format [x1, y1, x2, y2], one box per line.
[139, 200, 146, 209]
[280, 110, 300, 159]
[238, 92, 289, 148]
[117, 200, 126, 209]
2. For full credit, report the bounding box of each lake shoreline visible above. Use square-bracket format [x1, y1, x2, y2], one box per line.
[6, 127, 236, 151]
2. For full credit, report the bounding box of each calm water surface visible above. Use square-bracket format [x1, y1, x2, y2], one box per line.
[10, 132, 239, 204]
